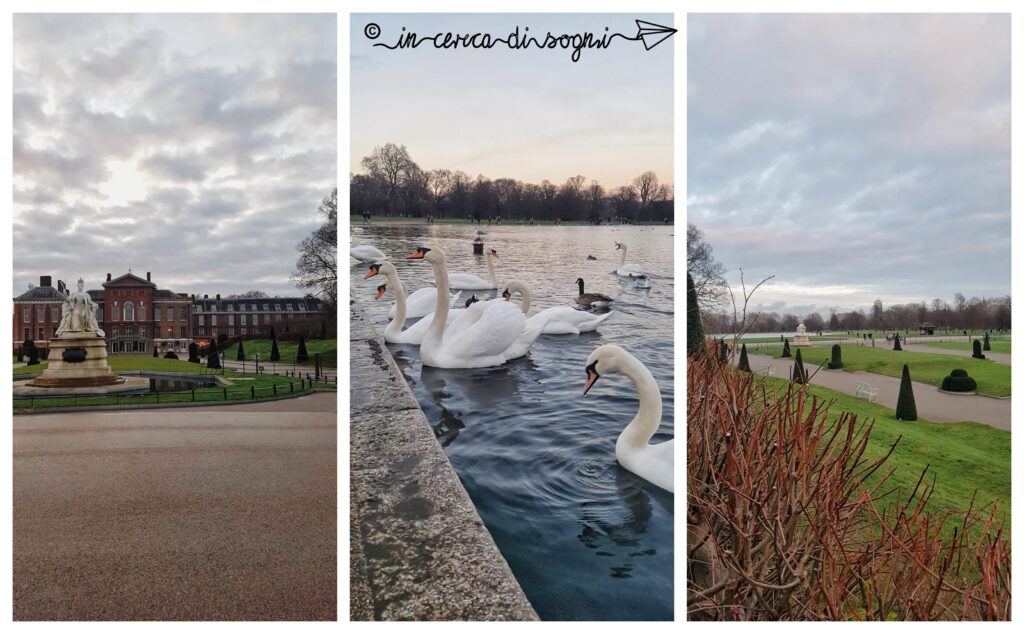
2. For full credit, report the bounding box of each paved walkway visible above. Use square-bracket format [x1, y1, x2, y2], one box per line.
[14, 392, 336, 620]
[747, 353, 1010, 431]
[901, 343, 1011, 365]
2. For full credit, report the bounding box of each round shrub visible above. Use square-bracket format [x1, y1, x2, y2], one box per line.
[941, 368, 977, 392]
[163, 351, 179, 359]
[827, 344, 843, 369]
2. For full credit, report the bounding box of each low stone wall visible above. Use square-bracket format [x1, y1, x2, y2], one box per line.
[349, 301, 538, 621]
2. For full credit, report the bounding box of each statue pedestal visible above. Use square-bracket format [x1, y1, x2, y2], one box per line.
[28, 335, 122, 387]
[792, 334, 811, 348]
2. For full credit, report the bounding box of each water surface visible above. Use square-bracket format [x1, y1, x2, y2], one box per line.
[351, 223, 675, 621]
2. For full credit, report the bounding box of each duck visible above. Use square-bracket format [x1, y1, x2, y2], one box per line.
[575, 278, 613, 308]
[365, 262, 462, 319]
[614, 242, 644, 277]
[350, 244, 387, 263]
[586, 255, 597, 260]
[502, 280, 613, 335]
[365, 262, 463, 345]
[447, 248, 499, 290]
[634, 275, 652, 289]
[406, 246, 544, 368]
[583, 344, 673, 492]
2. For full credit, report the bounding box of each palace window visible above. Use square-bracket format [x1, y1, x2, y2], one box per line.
[228, 304, 234, 311]
[168, 306, 174, 322]
[240, 314, 247, 326]
[38, 327, 44, 340]
[228, 314, 235, 326]
[251, 314, 259, 326]
[112, 302, 119, 321]
[24, 327, 30, 341]
[275, 303, 281, 311]
[37, 306, 44, 322]
[140, 302, 145, 321]
[53, 306, 60, 322]
[22, 307, 29, 323]
[123, 301, 135, 321]
[198, 315, 205, 326]
[251, 304, 256, 311]
[180, 308, 186, 321]
[155, 307, 162, 322]
[286, 303, 293, 311]
[180, 326, 187, 338]
[211, 315, 218, 326]
[263, 303, 269, 310]
[229, 327, 235, 336]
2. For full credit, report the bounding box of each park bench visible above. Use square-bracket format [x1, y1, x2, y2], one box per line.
[855, 381, 879, 403]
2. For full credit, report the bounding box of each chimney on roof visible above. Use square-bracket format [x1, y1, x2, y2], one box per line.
[204, 294, 208, 299]
[216, 294, 221, 300]
[146, 271, 151, 282]
[40, 275, 51, 287]
[106, 273, 112, 282]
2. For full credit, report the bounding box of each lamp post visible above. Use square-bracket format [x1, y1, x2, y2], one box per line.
[255, 352, 260, 375]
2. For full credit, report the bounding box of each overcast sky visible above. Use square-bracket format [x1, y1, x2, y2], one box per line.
[351, 13, 673, 189]
[688, 14, 1010, 317]
[13, 14, 336, 298]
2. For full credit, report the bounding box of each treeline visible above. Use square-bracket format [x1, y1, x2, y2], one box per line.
[704, 294, 1012, 334]
[351, 142, 674, 222]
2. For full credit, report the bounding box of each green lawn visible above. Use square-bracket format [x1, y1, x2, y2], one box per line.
[219, 338, 337, 368]
[13, 355, 334, 410]
[762, 344, 1011, 397]
[760, 376, 1010, 536]
[927, 341, 1012, 354]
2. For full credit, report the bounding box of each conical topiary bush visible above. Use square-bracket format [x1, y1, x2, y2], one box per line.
[686, 273, 705, 357]
[738, 343, 751, 372]
[896, 364, 917, 421]
[972, 339, 986, 360]
[153, 346, 158, 358]
[296, 335, 309, 363]
[781, 339, 792, 358]
[237, 338, 246, 361]
[270, 327, 281, 362]
[207, 340, 221, 369]
[188, 342, 200, 363]
[718, 339, 729, 365]
[828, 344, 843, 369]
[791, 348, 808, 384]
[893, 334, 902, 351]
[983, 332, 991, 351]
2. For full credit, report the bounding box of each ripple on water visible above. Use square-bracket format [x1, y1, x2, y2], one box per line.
[352, 224, 674, 621]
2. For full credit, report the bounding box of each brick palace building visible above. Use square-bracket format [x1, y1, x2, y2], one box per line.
[13, 271, 324, 355]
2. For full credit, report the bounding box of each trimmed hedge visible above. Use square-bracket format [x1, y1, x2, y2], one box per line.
[738, 343, 751, 372]
[164, 351, 179, 360]
[781, 339, 792, 358]
[827, 344, 843, 370]
[895, 364, 917, 421]
[941, 368, 977, 392]
[972, 339, 986, 359]
[791, 348, 808, 384]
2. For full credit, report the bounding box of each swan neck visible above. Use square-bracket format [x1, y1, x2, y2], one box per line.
[577, 280, 585, 295]
[385, 268, 406, 334]
[486, 251, 497, 286]
[519, 285, 531, 314]
[429, 256, 450, 338]
[620, 245, 627, 266]
[618, 354, 662, 447]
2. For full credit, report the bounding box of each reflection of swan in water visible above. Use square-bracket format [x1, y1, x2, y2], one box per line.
[578, 467, 658, 578]
[420, 361, 528, 412]
[584, 344, 674, 492]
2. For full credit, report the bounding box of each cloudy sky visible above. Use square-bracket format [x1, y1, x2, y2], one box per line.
[688, 14, 1010, 317]
[13, 14, 336, 297]
[351, 13, 673, 189]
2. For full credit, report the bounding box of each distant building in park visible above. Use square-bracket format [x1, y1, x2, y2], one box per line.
[13, 271, 324, 354]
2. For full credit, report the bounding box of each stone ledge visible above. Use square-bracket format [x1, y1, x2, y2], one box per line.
[349, 302, 537, 621]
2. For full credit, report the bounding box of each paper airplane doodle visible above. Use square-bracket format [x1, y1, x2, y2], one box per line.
[634, 20, 677, 51]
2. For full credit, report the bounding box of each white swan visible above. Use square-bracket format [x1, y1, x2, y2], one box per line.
[406, 246, 542, 368]
[614, 242, 644, 277]
[502, 280, 613, 335]
[365, 262, 462, 345]
[350, 244, 387, 263]
[583, 344, 673, 492]
[364, 262, 461, 319]
[447, 248, 499, 290]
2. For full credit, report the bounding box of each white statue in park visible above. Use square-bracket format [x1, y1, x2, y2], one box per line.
[796, 323, 807, 336]
[55, 278, 105, 337]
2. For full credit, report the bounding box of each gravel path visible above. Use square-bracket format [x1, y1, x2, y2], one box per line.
[747, 353, 1010, 431]
[14, 393, 337, 620]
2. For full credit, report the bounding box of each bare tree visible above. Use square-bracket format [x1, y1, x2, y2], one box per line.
[687, 223, 728, 311]
[360, 143, 415, 215]
[633, 171, 667, 220]
[293, 187, 337, 321]
[427, 168, 452, 217]
[587, 180, 604, 222]
[228, 290, 269, 298]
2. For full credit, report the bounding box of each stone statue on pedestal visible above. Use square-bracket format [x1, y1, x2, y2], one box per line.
[55, 278, 104, 337]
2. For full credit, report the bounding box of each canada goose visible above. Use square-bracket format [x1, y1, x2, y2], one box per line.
[575, 278, 612, 308]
